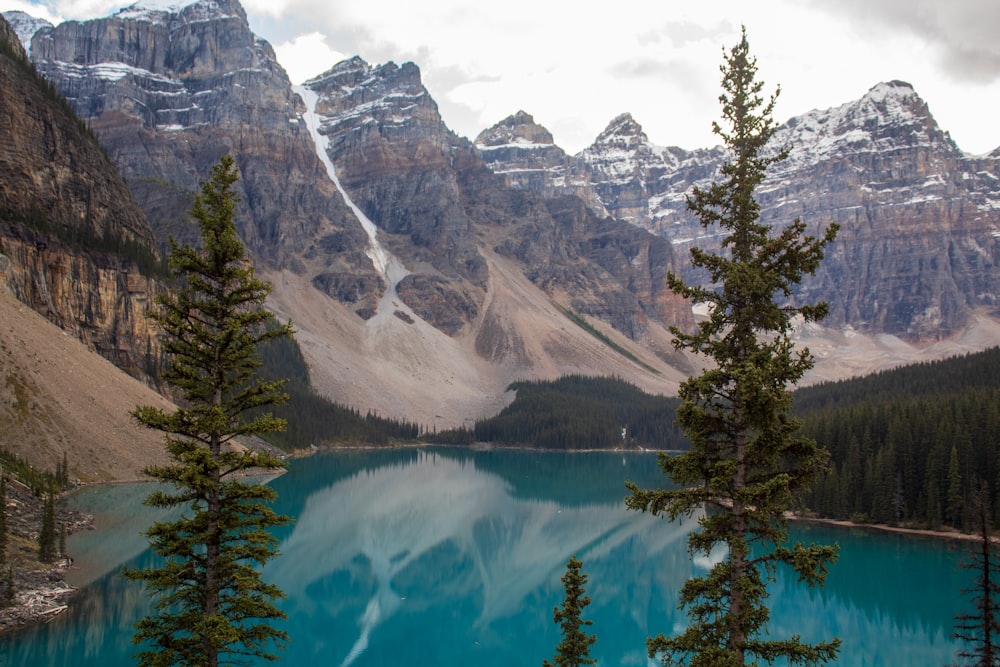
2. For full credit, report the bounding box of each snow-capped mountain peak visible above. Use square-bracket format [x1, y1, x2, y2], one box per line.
[771, 80, 957, 173]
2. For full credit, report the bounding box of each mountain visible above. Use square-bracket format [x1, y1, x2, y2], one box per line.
[474, 110, 606, 214]
[7, 0, 1000, 435]
[3, 10, 50, 54]
[11, 1, 693, 428]
[484, 82, 1000, 341]
[0, 14, 169, 479]
[0, 13, 161, 375]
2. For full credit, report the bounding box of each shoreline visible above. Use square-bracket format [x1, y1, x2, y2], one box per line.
[793, 515, 987, 543]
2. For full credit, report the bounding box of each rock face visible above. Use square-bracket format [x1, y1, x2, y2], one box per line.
[26, 0, 380, 315]
[0, 14, 160, 373]
[304, 56, 689, 340]
[485, 83, 1000, 341]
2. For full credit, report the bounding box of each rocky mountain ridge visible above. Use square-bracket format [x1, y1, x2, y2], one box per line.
[479, 81, 1000, 340]
[7, 1, 694, 428]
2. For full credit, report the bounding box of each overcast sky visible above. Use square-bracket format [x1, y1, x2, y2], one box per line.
[7, 0, 1000, 155]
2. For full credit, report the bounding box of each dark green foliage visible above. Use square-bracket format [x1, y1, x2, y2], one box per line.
[124, 156, 291, 667]
[55, 452, 69, 488]
[544, 556, 597, 667]
[797, 348, 1000, 528]
[58, 522, 66, 559]
[439, 375, 684, 449]
[38, 491, 56, 563]
[626, 29, 839, 666]
[0, 477, 6, 570]
[0, 206, 167, 278]
[952, 482, 1000, 666]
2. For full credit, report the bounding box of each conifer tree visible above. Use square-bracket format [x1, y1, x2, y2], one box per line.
[543, 556, 597, 667]
[952, 481, 1000, 667]
[125, 155, 293, 667]
[38, 490, 56, 563]
[626, 28, 840, 667]
[949, 445, 965, 528]
[0, 476, 7, 569]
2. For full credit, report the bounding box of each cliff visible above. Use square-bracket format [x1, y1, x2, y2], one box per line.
[0, 14, 160, 375]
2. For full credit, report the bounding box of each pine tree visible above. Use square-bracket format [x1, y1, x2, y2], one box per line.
[952, 481, 1000, 667]
[58, 522, 67, 559]
[626, 27, 840, 667]
[543, 556, 597, 667]
[0, 476, 7, 570]
[949, 445, 965, 529]
[38, 491, 56, 563]
[124, 155, 293, 667]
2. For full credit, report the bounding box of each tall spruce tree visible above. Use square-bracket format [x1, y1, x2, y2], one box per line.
[0, 476, 7, 567]
[125, 155, 293, 667]
[543, 556, 597, 667]
[952, 482, 1000, 667]
[626, 28, 840, 667]
[38, 490, 56, 563]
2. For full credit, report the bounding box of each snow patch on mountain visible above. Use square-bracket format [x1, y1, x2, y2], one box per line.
[296, 84, 409, 303]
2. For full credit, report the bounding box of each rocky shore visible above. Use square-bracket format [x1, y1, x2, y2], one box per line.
[0, 477, 90, 635]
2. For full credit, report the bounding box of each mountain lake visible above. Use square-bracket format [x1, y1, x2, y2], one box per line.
[0, 448, 969, 665]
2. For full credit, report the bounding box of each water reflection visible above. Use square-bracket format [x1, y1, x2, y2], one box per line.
[0, 448, 969, 667]
[269, 451, 695, 666]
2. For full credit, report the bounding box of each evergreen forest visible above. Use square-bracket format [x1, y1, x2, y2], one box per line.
[796, 347, 1000, 530]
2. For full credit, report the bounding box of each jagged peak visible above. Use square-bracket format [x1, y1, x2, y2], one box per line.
[770, 80, 958, 171]
[863, 80, 918, 103]
[591, 112, 650, 147]
[475, 110, 555, 148]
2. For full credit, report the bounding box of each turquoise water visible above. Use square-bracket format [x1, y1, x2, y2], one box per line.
[0, 448, 969, 665]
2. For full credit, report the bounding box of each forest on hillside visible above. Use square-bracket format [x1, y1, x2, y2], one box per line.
[795, 348, 1000, 530]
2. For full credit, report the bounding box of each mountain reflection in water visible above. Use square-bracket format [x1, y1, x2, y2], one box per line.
[0, 447, 968, 666]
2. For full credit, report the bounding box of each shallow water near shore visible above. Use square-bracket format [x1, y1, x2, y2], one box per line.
[0, 448, 969, 665]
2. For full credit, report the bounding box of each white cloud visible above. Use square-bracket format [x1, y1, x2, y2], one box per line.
[273, 31, 346, 85]
[7, 0, 1000, 154]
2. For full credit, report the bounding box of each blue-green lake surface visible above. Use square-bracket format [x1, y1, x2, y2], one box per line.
[0, 448, 969, 665]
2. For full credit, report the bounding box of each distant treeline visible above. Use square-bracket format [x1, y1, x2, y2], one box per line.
[0, 447, 64, 496]
[255, 328, 420, 448]
[434, 375, 685, 450]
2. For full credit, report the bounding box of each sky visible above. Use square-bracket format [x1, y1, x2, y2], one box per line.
[5, 0, 1000, 155]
